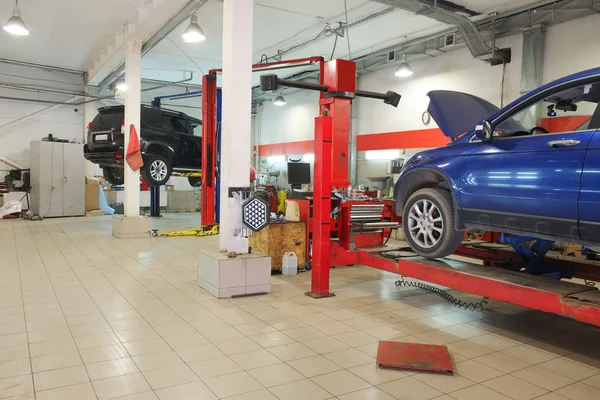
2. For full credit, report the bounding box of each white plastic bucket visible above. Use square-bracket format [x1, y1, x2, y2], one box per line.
[282, 252, 298, 275]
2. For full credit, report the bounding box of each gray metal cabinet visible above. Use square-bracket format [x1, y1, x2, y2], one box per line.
[30, 141, 85, 217]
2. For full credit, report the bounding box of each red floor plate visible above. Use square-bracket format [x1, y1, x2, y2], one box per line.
[377, 341, 454, 374]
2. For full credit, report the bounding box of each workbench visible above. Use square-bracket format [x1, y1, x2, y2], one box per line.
[249, 221, 306, 271]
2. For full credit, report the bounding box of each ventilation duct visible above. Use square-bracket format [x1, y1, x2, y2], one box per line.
[370, 0, 493, 60]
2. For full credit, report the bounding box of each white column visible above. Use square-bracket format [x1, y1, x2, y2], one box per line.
[219, 0, 254, 252]
[84, 87, 97, 178]
[123, 38, 142, 217]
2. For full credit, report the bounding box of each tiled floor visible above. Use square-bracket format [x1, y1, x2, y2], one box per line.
[1, 213, 600, 400]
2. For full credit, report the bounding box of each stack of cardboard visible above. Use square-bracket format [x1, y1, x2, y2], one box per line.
[85, 178, 103, 217]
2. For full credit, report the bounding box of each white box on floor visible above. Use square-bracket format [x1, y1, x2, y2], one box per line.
[198, 249, 271, 298]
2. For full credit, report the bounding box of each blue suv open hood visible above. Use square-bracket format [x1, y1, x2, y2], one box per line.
[427, 90, 501, 140]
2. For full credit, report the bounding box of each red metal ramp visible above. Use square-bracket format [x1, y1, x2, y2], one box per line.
[356, 249, 600, 327]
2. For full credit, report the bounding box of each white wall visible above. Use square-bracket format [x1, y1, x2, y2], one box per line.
[0, 63, 85, 179]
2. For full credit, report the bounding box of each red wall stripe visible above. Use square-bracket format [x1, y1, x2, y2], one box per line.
[255, 115, 592, 156]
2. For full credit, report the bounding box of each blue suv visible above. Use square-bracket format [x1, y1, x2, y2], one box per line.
[394, 67, 600, 258]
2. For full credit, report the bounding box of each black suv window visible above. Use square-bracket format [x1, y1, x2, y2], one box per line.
[191, 121, 201, 136]
[142, 107, 164, 130]
[166, 114, 190, 134]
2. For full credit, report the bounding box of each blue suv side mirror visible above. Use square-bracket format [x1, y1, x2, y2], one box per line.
[474, 120, 493, 141]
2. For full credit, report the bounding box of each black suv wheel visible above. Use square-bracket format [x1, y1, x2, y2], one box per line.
[103, 167, 124, 186]
[141, 154, 172, 186]
[403, 187, 464, 258]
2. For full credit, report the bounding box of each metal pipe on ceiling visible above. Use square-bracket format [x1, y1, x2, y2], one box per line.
[96, 0, 210, 91]
[0, 58, 85, 76]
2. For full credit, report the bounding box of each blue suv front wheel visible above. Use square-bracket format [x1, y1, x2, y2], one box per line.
[403, 188, 464, 258]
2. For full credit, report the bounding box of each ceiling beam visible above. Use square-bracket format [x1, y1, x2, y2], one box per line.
[86, 0, 195, 87]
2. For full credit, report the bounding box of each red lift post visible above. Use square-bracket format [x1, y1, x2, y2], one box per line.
[265, 58, 600, 328]
[199, 57, 325, 229]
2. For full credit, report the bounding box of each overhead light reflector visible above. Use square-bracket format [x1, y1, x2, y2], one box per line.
[182, 14, 206, 43]
[395, 53, 413, 78]
[116, 81, 127, 92]
[274, 95, 286, 106]
[3, 1, 29, 36]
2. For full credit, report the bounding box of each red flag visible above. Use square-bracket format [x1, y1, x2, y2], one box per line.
[126, 124, 144, 171]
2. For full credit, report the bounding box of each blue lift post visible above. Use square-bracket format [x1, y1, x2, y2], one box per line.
[149, 91, 203, 218]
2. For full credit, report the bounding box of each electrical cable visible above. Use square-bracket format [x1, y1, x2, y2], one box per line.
[330, 33, 339, 61]
[395, 276, 489, 311]
[500, 60, 507, 107]
[166, 37, 206, 75]
[344, 0, 352, 60]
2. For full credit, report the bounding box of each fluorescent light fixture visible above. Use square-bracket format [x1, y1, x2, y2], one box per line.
[274, 95, 286, 106]
[365, 149, 401, 160]
[267, 155, 285, 163]
[115, 80, 127, 92]
[395, 53, 413, 78]
[303, 153, 315, 162]
[3, 0, 29, 36]
[182, 14, 206, 43]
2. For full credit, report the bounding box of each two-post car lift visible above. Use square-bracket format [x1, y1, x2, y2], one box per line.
[262, 59, 600, 328]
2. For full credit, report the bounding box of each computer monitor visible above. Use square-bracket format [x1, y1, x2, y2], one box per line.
[287, 162, 311, 185]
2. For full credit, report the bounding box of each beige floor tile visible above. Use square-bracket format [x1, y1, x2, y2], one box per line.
[85, 357, 139, 380]
[189, 317, 230, 332]
[314, 321, 356, 335]
[174, 343, 224, 363]
[66, 313, 107, 327]
[348, 364, 406, 385]
[92, 372, 151, 400]
[391, 321, 433, 335]
[221, 388, 277, 400]
[79, 344, 129, 364]
[0, 345, 29, 363]
[446, 339, 495, 359]
[144, 313, 184, 327]
[469, 334, 520, 351]
[250, 331, 296, 348]
[26, 318, 67, 332]
[70, 322, 113, 338]
[343, 317, 384, 330]
[267, 343, 317, 362]
[287, 355, 343, 378]
[162, 332, 208, 349]
[582, 373, 600, 390]
[131, 350, 183, 371]
[252, 309, 289, 321]
[0, 359, 31, 379]
[312, 370, 371, 396]
[322, 309, 361, 321]
[142, 364, 199, 390]
[153, 322, 196, 337]
[512, 365, 575, 391]
[247, 362, 304, 387]
[103, 310, 141, 322]
[123, 338, 171, 356]
[220, 313, 260, 326]
[538, 357, 598, 381]
[336, 331, 379, 347]
[324, 348, 375, 368]
[27, 328, 72, 344]
[111, 392, 158, 400]
[555, 382, 600, 400]
[378, 376, 443, 400]
[31, 350, 82, 373]
[474, 352, 531, 373]
[338, 387, 396, 400]
[108, 318, 150, 332]
[29, 338, 77, 357]
[75, 333, 120, 349]
[201, 326, 244, 342]
[214, 337, 261, 355]
[501, 344, 557, 364]
[33, 365, 89, 391]
[293, 313, 336, 326]
[363, 325, 408, 341]
[155, 381, 217, 400]
[453, 360, 505, 383]
[482, 375, 548, 399]
[413, 330, 462, 346]
[235, 321, 277, 336]
[0, 374, 34, 399]
[303, 337, 350, 354]
[116, 328, 160, 343]
[231, 349, 281, 370]
[531, 394, 570, 400]
[451, 384, 512, 400]
[269, 378, 332, 400]
[283, 326, 328, 341]
[188, 356, 242, 379]
[267, 317, 307, 331]
[204, 371, 262, 398]
[36, 382, 97, 400]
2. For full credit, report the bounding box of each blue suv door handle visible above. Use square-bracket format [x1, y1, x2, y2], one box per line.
[547, 139, 580, 148]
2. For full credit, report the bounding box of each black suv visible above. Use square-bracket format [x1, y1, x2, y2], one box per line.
[84, 105, 202, 186]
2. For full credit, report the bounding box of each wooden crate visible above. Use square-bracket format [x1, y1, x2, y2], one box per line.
[249, 221, 306, 271]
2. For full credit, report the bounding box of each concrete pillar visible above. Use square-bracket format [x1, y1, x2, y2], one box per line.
[219, 0, 254, 252]
[123, 38, 142, 217]
[84, 87, 97, 178]
[520, 24, 546, 127]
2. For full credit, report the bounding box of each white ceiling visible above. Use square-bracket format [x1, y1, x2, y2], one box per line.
[0, 0, 541, 79]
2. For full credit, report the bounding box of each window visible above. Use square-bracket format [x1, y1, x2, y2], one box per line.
[141, 107, 164, 130]
[166, 115, 189, 134]
[494, 82, 600, 138]
[191, 122, 201, 136]
[365, 149, 401, 160]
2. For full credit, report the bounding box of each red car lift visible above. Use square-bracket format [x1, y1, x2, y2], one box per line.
[264, 59, 600, 328]
[199, 57, 326, 233]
